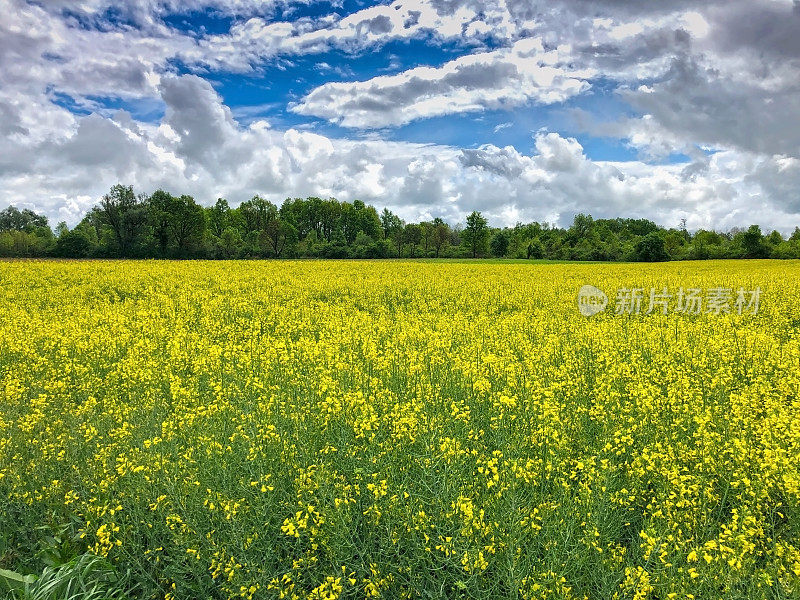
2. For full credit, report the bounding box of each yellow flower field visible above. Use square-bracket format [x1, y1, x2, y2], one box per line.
[1, 259, 799, 599]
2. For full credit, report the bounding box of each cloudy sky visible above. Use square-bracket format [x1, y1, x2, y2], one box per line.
[2, 0, 800, 231]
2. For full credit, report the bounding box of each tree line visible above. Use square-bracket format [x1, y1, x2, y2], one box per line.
[2, 184, 800, 261]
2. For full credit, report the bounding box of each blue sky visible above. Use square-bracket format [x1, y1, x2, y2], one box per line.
[2, 0, 799, 231]
[154, 6, 645, 161]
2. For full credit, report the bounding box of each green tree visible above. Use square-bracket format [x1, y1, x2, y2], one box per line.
[54, 221, 69, 239]
[98, 184, 148, 257]
[663, 229, 687, 259]
[378, 209, 404, 256]
[240, 196, 277, 234]
[357, 203, 383, 241]
[170, 195, 207, 256]
[741, 224, 768, 258]
[207, 198, 231, 238]
[390, 221, 405, 257]
[690, 229, 726, 260]
[568, 213, 594, 241]
[402, 223, 422, 258]
[766, 230, 784, 254]
[53, 225, 97, 257]
[279, 198, 311, 238]
[265, 219, 297, 257]
[148, 189, 174, 256]
[461, 211, 489, 258]
[432, 219, 450, 258]
[218, 227, 243, 258]
[0, 206, 49, 232]
[527, 238, 543, 259]
[635, 232, 669, 262]
[380, 208, 402, 240]
[419, 222, 433, 256]
[490, 230, 509, 257]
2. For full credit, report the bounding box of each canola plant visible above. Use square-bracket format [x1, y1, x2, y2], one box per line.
[0, 260, 798, 599]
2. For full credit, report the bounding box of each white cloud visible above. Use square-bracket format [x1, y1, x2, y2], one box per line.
[187, 0, 495, 72]
[456, 133, 800, 232]
[1, 74, 798, 235]
[681, 11, 710, 38]
[292, 38, 592, 128]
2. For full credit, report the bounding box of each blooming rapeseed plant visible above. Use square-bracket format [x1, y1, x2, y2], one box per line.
[0, 259, 798, 598]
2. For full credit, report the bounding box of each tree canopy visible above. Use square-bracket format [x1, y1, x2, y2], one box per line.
[2, 184, 800, 261]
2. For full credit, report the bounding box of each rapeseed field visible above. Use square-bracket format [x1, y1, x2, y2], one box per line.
[1, 260, 798, 599]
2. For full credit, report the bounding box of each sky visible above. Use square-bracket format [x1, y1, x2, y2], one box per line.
[1, 0, 800, 232]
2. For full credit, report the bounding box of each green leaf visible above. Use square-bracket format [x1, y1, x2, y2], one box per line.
[0, 567, 39, 585]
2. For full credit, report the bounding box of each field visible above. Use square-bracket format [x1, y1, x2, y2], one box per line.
[1, 259, 799, 599]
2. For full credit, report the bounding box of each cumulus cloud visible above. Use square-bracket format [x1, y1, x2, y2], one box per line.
[1, 73, 798, 235]
[621, 55, 800, 158]
[187, 0, 493, 72]
[0, 0, 187, 104]
[28, 0, 309, 29]
[455, 134, 798, 233]
[292, 38, 592, 127]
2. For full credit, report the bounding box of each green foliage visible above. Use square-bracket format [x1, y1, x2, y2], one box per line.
[0, 206, 49, 233]
[52, 228, 97, 258]
[402, 223, 422, 257]
[490, 230, 509, 257]
[0, 206, 54, 257]
[741, 224, 770, 258]
[462, 211, 489, 258]
[432, 219, 450, 258]
[0, 230, 53, 257]
[635, 232, 669, 262]
[217, 227, 243, 258]
[526, 238, 543, 259]
[97, 184, 149, 257]
[0, 554, 135, 600]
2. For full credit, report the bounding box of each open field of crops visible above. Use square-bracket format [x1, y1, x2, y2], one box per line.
[1, 259, 799, 599]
